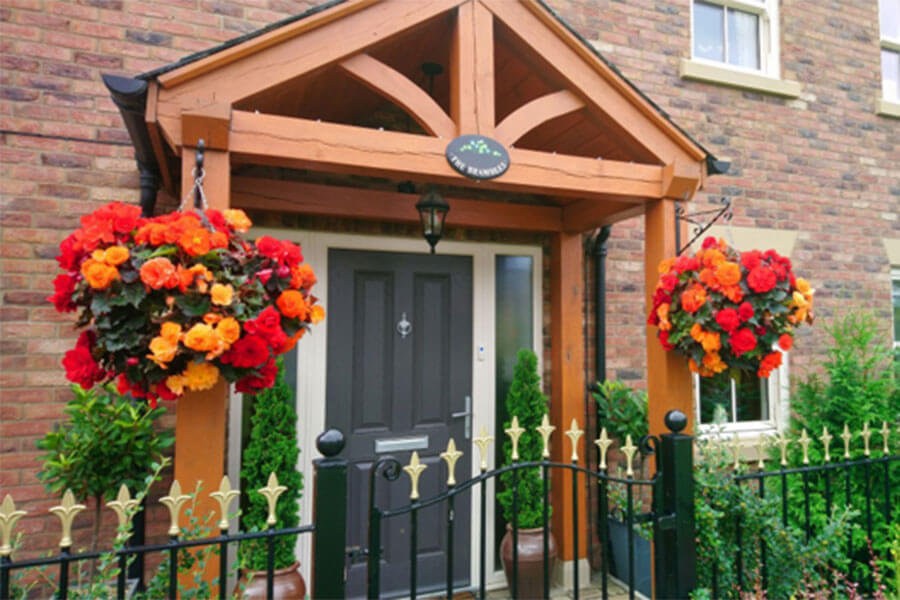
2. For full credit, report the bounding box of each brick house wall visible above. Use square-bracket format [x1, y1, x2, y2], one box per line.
[1, 0, 897, 567]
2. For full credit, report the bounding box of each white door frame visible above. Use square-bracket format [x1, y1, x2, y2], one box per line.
[231, 229, 543, 590]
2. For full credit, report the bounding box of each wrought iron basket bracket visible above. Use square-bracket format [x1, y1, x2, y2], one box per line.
[674, 196, 733, 255]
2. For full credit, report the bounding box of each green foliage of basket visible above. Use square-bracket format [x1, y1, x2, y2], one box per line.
[239, 359, 302, 571]
[497, 349, 549, 529]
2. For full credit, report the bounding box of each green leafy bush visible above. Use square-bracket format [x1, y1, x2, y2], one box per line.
[239, 359, 302, 570]
[497, 349, 549, 529]
[693, 429, 854, 598]
[782, 312, 900, 593]
[591, 380, 648, 447]
[35, 383, 173, 550]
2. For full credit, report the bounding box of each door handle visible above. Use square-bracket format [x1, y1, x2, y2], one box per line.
[451, 395, 472, 439]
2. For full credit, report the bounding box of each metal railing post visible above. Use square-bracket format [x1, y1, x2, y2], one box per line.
[311, 429, 348, 600]
[654, 409, 696, 598]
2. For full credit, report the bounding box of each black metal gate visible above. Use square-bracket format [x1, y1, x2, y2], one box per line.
[357, 410, 696, 600]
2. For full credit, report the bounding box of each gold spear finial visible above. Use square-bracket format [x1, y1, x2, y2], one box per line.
[160, 480, 191, 537]
[210, 476, 240, 531]
[258, 473, 287, 528]
[403, 452, 427, 501]
[621, 434, 638, 478]
[775, 435, 790, 467]
[565, 419, 584, 463]
[0, 495, 26, 557]
[798, 429, 811, 465]
[820, 427, 833, 462]
[536, 414, 555, 459]
[106, 485, 139, 535]
[861, 422, 872, 457]
[505, 416, 525, 462]
[840, 424, 853, 459]
[440, 439, 463, 486]
[881, 421, 891, 455]
[756, 434, 767, 469]
[50, 490, 86, 548]
[473, 425, 494, 472]
[595, 428, 613, 471]
[729, 434, 742, 469]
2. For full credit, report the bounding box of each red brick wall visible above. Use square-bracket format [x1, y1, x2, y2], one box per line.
[1, 0, 897, 568]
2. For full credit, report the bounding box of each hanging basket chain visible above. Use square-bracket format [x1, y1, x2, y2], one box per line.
[178, 139, 216, 232]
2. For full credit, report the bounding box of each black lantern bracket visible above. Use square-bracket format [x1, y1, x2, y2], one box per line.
[674, 196, 732, 255]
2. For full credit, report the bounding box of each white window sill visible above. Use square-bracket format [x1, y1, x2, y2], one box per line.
[680, 58, 802, 98]
[876, 98, 900, 118]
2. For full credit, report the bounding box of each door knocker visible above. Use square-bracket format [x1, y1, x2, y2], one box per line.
[396, 312, 412, 339]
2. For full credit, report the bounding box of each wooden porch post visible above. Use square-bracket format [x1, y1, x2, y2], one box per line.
[175, 145, 230, 586]
[550, 232, 587, 565]
[644, 198, 693, 442]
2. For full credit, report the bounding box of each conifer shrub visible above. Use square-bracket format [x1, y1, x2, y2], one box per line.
[239, 359, 303, 570]
[497, 349, 549, 529]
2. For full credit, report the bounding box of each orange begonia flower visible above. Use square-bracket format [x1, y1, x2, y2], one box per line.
[795, 278, 811, 294]
[223, 209, 252, 233]
[722, 285, 744, 304]
[702, 351, 728, 374]
[658, 258, 676, 275]
[179, 227, 211, 257]
[209, 283, 234, 307]
[290, 264, 317, 290]
[699, 268, 719, 290]
[165, 374, 187, 396]
[203, 312, 223, 325]
[280, 329, 305, 354]
[657, 303, 672, 331]
[216, 317, 241, 345]
[276, 290, 309, 319]
[140, 257, 179, 290]
[690, 323, 704, 342]
[210, 231, 228, 249]
[183, 323, 218, 352]
[182, 361, 219, 391]
[701, 332, 721, 353]
[103, 246, 130, 266]
[310, 305, 325, 325]
[81, 259, 120, 289]
[160, 322, 182, 343]
[701, 249, 727, 269]
[148, 335, 178, 366]
[714, 261, 741, 287]
[681, 284, 707, 313]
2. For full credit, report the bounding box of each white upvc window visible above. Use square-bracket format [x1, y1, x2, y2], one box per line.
[880, 0, 900, 104]
[691, 0, 779, 76]
[892, 267, 900, 349]
[693, 358, 789, 438]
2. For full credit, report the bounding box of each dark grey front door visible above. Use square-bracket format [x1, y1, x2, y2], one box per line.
[326, 248, 473, 598]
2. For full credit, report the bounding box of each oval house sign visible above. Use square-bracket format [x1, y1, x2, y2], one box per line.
[445, 135, 510, 180]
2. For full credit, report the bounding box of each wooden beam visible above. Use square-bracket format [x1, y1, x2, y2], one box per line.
[338, 53, 456, 139]
[644, 198, 693, 443]
[158, 0, 466, 106]
[472, 1, 494, 135]
[495, 89, 585, 146]
[228, 111, 665, 202]
[176, 146, 230, 591]
[182, 102, 231, 150]
[561, 198, 644, 232]
[662, 160, 700, 201]
[144, 80, 174, 193]
[550, 231, 586, 562]
[451, 1, 494, 135]
[480, 0, 705, 167]
[231, 176, 563, 232]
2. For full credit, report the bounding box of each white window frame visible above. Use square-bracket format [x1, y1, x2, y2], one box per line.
[879, 0, 900, 116]
[681, 0, 802, 97]
[892, 267, 900, 349]
[693, 353, 790, 439]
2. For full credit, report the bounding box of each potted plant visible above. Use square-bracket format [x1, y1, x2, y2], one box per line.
[237, 358, 304, 599]
[35, 383, 173, 581]
[47, 202, 323, 407]
[647, 236, 813, 380]
[591, 380, 650, 597]
[497, 349, 557, 597]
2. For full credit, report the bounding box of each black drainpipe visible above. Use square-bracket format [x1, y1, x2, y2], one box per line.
[103, 74, 160, 217]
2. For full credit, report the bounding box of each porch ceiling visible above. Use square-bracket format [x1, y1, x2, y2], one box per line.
[119, 0, 719, 232]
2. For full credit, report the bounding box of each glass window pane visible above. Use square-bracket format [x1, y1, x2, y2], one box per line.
[892, 273, 900, 344]
[699, 370, 734, 424]
[735, 370, 766, 421]
[727, 8, 760, 69]
[881, 0, 900, 40]
[883, 49, 900, 101]
[694, 1, 725, 62]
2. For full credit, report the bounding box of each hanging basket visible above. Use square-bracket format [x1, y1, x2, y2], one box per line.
[648, 237, 813, 378]
[48, 200, 323, 406]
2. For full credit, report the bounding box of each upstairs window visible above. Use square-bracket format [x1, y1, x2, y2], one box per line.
[881, 0, 900, 103]
[691, 0, 779, 76]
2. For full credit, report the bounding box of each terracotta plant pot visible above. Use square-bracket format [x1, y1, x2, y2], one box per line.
[499, 525, 558, 599]
[237, 562, 306, 600]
